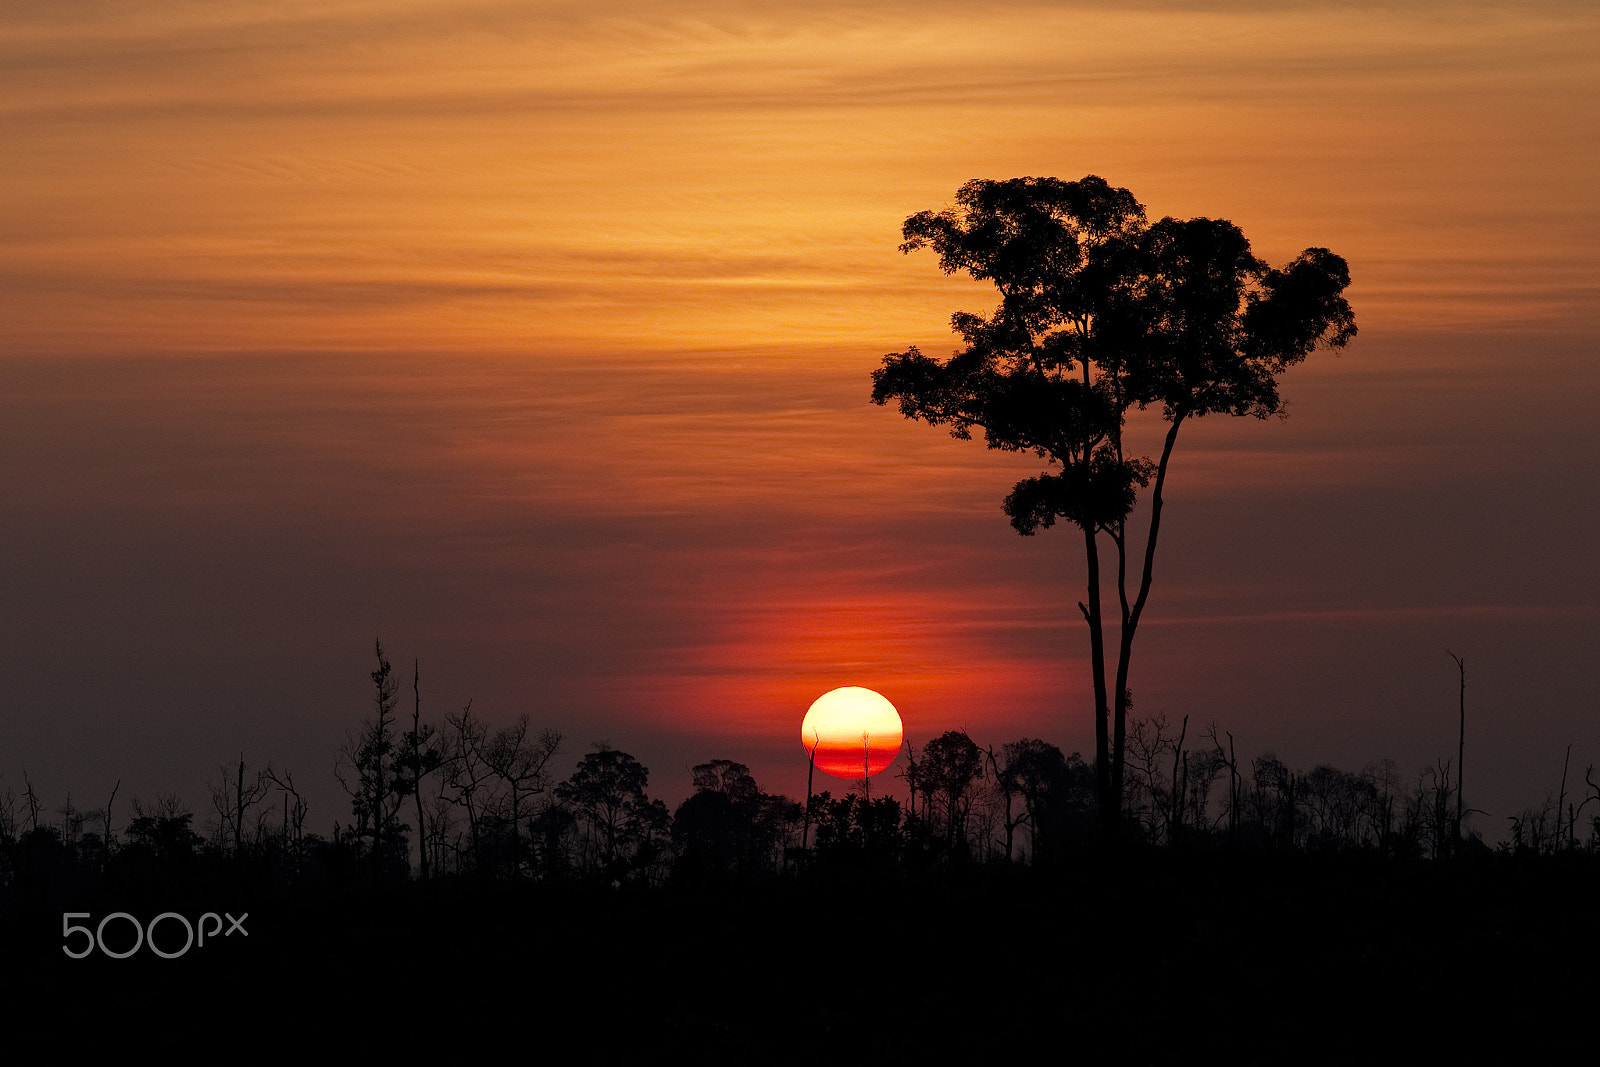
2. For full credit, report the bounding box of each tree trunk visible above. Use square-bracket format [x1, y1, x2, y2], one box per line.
[1111, 416, 1185, 839]
[1081, 527, 1113, 839]
[412, 659, 430, 883]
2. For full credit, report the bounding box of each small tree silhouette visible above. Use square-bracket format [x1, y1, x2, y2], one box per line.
[557, 747, 668, 882]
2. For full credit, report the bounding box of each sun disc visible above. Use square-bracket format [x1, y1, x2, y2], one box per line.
[800, 686, 903, 779]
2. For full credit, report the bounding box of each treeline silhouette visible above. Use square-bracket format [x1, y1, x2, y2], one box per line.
[4, 645, 1598, 908]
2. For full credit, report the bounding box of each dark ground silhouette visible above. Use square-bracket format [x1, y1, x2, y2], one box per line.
[8, 849, 1597, 1060]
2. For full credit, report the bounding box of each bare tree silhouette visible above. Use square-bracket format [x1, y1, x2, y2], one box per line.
[483, 716, 561, 880]
[210, 754, 268, 858]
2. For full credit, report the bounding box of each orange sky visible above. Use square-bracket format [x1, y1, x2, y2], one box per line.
[3, 1, 1599, 826]
[5, 1, 1596, 355]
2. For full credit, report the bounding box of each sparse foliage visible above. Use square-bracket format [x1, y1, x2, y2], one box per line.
[335, 640, 413, 887]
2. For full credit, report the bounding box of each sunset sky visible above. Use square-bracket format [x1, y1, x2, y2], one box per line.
[3, 1, 1598, 835]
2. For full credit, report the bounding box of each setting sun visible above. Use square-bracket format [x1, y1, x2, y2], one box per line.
[800, 686, 904, 779]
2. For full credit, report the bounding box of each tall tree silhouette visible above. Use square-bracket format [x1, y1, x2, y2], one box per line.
[873, 176, 1355, 836]
[1446, 649, 1466, 856]
[336, 640, 412, 887]
[404, 659, 445, 882]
